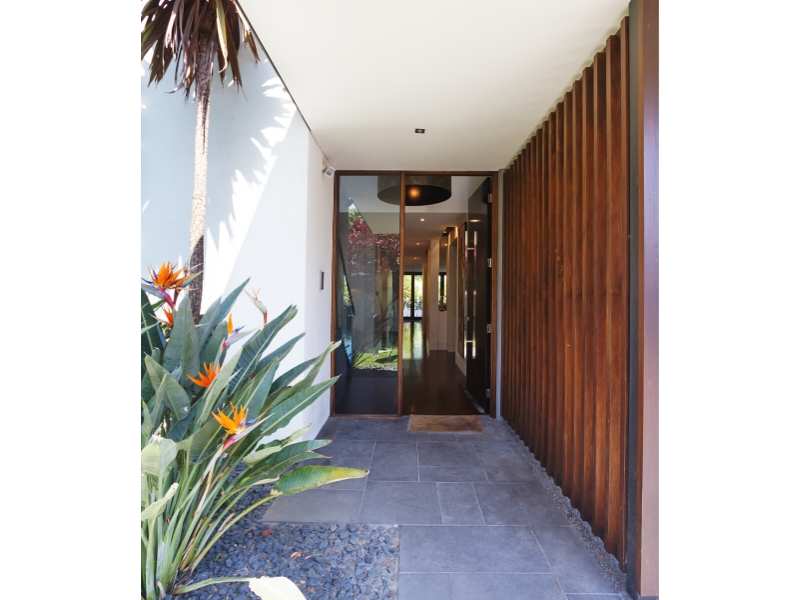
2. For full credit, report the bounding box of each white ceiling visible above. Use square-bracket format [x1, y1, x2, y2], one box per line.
[242, 0, 628, 171]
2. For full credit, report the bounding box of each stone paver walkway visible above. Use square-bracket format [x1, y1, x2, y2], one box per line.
[262, 416, 628, 600]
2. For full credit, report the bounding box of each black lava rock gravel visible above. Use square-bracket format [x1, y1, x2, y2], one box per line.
[179, 509, 399, 600]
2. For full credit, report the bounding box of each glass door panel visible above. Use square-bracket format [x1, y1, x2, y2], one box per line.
[334, 175, 400, 414]
[464, 177, 492, 412]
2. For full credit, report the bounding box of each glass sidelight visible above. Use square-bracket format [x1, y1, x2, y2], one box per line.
[333, 175, 400, 414]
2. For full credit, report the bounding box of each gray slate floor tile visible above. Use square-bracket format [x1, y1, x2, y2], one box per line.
[474, 482, 568, 526]
[262, 489, 362, 523]
[478, 417, 520, 441]
[287, 417, 621, 600]
[436, 483, 484, 524]
[471, 440, 530, 462]
[399, 573, 450, 600]
[534, 526, 618, 594]
[317, 418, 337, 439]
[360, 481, 441, 524]
[400, 525, 550, 573]
[419, 465, 488, 482]
[370, 442, 419, 481]
[334, 417, 413, 441]
[322, 439, 375, 467]
[418, 441, 478, 466]
[471, 442, 541, 481]
[450, 573, 566, 600]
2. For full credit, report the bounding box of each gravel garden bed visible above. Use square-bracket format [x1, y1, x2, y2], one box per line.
[179, 505, 399, 600]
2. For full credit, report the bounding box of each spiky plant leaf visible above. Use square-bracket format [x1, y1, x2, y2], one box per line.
[273, 466, 368, 497]
[141, 483, 179, 521]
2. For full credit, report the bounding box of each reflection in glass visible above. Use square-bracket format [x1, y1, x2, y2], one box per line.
[334, 175, 399, 414]
[403, 273, 424, 319]
[401, 176, 491, 415]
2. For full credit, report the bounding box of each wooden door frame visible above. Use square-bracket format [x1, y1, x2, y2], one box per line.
[330, 170, 500, 417]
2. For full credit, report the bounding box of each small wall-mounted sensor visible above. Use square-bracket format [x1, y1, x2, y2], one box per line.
[322, 165, 335, 177]
[414, 128, 426, 134]
[320, 271, 325, 290]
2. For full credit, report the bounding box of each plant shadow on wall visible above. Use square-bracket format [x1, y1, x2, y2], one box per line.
[141, 264, 367, 599]
[204, 68, 302, 297]
[141, 54, 299, 300]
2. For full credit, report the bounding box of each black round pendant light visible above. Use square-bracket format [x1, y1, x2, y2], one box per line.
[377, 175, 452, 206]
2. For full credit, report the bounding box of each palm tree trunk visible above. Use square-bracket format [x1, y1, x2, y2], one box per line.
[188, 39, 213, 323]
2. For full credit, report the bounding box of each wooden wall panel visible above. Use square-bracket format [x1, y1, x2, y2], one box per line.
[501, 19, 629, 563]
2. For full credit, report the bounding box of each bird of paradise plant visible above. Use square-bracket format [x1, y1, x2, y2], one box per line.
[188, 362, 220, 387]
[141, 274, 366, 599]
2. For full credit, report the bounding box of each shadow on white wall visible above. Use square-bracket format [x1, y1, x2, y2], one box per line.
[141, 53, 333, 439]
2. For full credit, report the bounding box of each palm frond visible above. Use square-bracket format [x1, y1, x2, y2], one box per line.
[141, 0, 260, 96]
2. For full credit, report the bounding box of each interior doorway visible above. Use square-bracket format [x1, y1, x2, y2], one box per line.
[332, 172, 496, 416]
[403, 273, 424, 321]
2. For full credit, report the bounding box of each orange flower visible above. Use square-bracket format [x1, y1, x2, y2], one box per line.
[162, 309, 174, 328]
[188, 362, 220, 388]
[227, 313, 234, 336]
[213, 403, 248, 438]
[150, 262, 190, 291]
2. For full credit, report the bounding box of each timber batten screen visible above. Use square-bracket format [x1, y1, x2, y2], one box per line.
[501, 18, 629, 562]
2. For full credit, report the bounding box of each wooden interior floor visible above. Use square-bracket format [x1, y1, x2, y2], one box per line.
[402, 320, 478, 415]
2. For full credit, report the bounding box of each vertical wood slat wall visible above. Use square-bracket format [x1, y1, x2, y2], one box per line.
[501, 19, 629, 562]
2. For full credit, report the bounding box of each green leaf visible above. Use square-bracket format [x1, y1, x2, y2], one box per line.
[143, 377, 169, 439]
[141, 400, 154, 447]
[270, 356, 316, 392]
[267, 341, 340, 409]
[197, 279, 249, 353]
[166, 399, 202, 442]
[189, 417, 222, 459]
[199, 319, 227, 366]
[244, 438, 328, 467]
[252, 333, 304, 382]
[141, 289, 164, 373]
[261, 379, 337, 436]
[144, 355, 191, 420]
[229, 305, 297, 393]
[240, 359, 279, 418]
[141, 482, 179, 521]
[141, 438, 178, 477]
[242, 444, 283, 465]
[273, 466, 367, 496]
[163, 296, 193, 372]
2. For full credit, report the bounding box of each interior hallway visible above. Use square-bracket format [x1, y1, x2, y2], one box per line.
[402, 320, 478, 415]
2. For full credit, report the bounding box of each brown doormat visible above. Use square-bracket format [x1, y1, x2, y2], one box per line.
[408, 414, 483, 433]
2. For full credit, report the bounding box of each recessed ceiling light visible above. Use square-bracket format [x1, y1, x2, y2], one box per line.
[420, 218, 425, 222]
[414, 128, 426, 134]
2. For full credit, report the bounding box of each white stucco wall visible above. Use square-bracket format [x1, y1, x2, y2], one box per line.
[141, 53, 333, 439]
